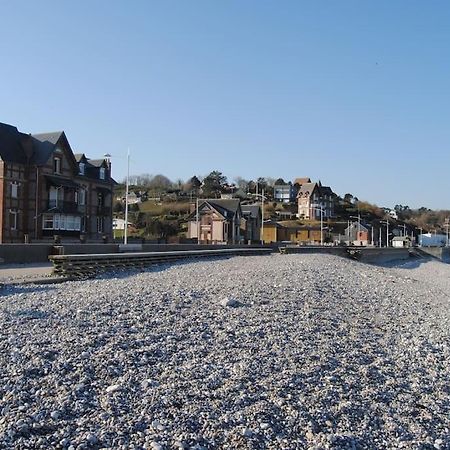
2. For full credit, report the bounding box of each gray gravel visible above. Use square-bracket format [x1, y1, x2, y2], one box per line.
[0, 254, 449, 450]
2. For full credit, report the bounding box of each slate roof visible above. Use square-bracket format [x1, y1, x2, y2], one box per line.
[87, 159, 106, 168]
[297, 182, 334, 198]
[294, 177, 311, 185]
[321, 186, 333, 195]
[297, 182, 318, 196]
[241, 204, 261, 219]
[74, 153, 85, 162]
[206, 199, 240, 215]
[32, 131, 63, 145]
[0, 122, 30, 164]
[31, 131, 66, 165]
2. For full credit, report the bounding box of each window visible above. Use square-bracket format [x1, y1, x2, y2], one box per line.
[77, 188, 86, 206]
[99, 167, 106, 180]
[79, 162, 85, 175]
[98, 192, 104, 207]
[10, 183, 18, 198]
[9, 210, 18, 230]
[97, 216, 104, 233]
[54, 157, 61, 174]
[42, 214, 81, 231]
[49, 186, 63, 208]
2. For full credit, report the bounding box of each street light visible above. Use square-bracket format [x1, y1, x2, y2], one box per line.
[106, 150, 130, 245]
[311, 206, 325, 245]
[248, 189, 266, 244]
[400, 224, 407, 237]
[124, 149, 130, 245]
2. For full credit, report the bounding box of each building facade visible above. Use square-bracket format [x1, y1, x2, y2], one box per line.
[0, 122, 114, 243]
[187, 199, 242, 244]
[273, 183, 296, 203]
[297, 182, 335, 220]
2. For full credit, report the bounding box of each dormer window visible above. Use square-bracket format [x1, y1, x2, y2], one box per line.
[99, 167, 106, 180]
[54, 157, 61, 174]
[79, 162, 85, 175]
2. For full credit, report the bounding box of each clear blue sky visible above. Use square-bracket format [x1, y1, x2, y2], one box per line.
[1, 1, 449, 209]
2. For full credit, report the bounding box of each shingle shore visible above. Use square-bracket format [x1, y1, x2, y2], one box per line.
[0, 254, 449, 450]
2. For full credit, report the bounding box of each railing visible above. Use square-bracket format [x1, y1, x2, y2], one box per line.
[49, 247, 273, 278]
[47, 200, 79, 213]
[97, 206, 111, 215]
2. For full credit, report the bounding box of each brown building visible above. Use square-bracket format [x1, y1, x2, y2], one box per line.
[262, 220, 325, 244]
[0, 122, 114, 243]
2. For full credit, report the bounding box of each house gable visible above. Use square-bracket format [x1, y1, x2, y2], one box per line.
[32, 131, 79, 175]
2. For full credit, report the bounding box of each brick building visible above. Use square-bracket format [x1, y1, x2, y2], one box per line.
[0, 122, 114, 243]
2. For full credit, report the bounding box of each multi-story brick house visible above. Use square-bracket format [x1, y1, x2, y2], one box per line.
[0, 122, 113, 243]
[297, 182, 335, 220]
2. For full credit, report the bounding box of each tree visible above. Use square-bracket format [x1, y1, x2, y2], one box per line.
[202, 171, 227, 197]
[344, 193, 354, 203]
[183, 175, 202, 193]
[148, 174, 173, 191]
[234, 176, 249, 193]
[145, 218, 179, 240]
[113, 201, 124, 213]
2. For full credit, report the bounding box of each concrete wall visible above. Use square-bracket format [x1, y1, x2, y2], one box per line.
[417, 247, 450, 263]
[355, 248, 410, 264]
[140, 244, 268, 252]
[0, 244, 53, 263]
[54, 244, 120, 255]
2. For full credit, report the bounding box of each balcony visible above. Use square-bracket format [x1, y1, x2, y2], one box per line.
[97, 205, 111, 216]
[47, 200, 79, 213]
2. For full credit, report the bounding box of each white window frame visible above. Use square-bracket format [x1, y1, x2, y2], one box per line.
[42, 214, 81, 231]
[99, 167, 106, 180]
[78, 188, 86, 206]
[54, 157, 62, 174]
[10, 182, 18, 198]
[43, 214, 54, 230]
[79, 162, 85, 175]
[9, 210, 18, 230]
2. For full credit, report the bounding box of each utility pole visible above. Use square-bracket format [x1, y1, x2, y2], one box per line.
[445, 218, 450, 247]
[124, 148, 130, 245]
[261, 188, 265, 245]
[380, 220, 390, 247]
[196, 197, 200, 244]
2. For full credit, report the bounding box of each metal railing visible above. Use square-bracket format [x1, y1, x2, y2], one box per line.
[49, 247, 273, 278]
[47, 200, 78, 213]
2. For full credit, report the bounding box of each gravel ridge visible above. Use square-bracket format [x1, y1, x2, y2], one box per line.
[0, 254, 449, 450]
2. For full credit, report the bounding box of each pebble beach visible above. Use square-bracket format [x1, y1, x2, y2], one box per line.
[0, 254, 449, 450]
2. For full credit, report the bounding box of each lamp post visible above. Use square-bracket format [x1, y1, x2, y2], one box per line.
[248, 189, 266, 244]
[400, 224, 407, 237]
[311, 206, 325, 245]
[123, 149, 130, 245]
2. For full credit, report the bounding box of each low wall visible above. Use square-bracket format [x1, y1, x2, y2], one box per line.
[417, 247, 450, 263]
[280, 246, 347, 256]
[355, 248, 410, 264]
[141, 244, 268, 252]
[281, 246, 411, 264]
[0, 244, 53, 263]
[53, 244, 120, 255]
